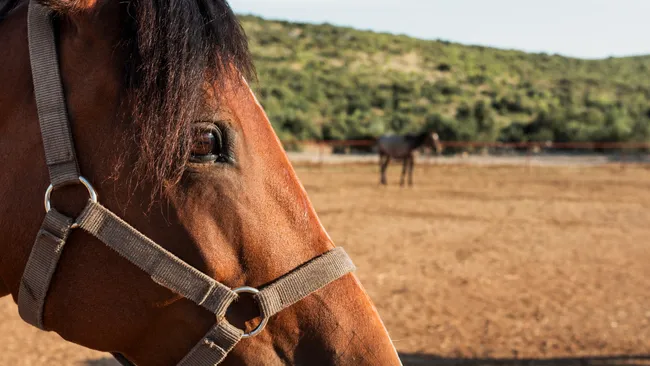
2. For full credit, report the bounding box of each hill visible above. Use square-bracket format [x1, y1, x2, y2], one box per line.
[240, 15, 650, 147]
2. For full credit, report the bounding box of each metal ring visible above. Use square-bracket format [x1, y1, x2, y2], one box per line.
[44, 176, 99, 214]
[232, 286, 269, 338]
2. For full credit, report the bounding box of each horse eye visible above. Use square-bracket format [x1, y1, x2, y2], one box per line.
[190, 127, 225, 163]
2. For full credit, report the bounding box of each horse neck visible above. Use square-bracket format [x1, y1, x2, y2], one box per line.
[409, 133, 429, 149]
[0, 0, 21, 19]
[0, 280, 8, 298]
[0, 2, 34, 301]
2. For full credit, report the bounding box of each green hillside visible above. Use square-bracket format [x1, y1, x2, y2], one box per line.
[240, 15, 650, 146]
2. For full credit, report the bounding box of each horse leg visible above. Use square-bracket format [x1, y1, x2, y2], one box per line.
[408, 156, 415, 186]
[400, 158, 408, 187]
[380, 154, 390, 185]
[379, 153, 385, 184]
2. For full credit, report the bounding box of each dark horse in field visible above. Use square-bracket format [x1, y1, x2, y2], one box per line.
[378, 132, 441, 186]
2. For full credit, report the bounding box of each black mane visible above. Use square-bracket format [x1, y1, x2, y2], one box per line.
[6, 0, 255, 195]
[405, 132, 431, 149]
[122, 0, 255, 194]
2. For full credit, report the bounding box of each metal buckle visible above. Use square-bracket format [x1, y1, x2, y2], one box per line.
[232, 286, 269, 338]
[44, 176, 98, 229]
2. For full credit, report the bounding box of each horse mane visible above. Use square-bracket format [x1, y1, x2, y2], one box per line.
[35, 0, 256, 197]
[405, 132, 431, 149]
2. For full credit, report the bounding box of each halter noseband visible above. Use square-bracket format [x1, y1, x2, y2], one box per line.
[17, 2, 356, 365]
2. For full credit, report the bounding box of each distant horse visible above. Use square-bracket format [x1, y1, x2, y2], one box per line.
[0, 1, 401, 365]
[378, 132, 442, 186]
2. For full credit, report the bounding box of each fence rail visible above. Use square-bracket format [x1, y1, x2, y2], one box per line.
[289, 139, 650, 167]
[297, 139, 650, 150]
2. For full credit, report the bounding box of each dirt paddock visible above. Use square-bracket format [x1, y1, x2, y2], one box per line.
[1, 163, 650, 365]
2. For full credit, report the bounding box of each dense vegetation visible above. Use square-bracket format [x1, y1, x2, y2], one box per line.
[240, 15, 650, 147]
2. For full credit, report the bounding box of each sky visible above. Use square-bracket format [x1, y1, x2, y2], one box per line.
[231, 0, 650, 60]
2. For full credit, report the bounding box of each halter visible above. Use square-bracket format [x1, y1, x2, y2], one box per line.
[17, 2, 356, 365]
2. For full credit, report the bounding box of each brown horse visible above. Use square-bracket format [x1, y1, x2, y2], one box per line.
[0, 1, 402, 365]
[378, 131, 441, 186]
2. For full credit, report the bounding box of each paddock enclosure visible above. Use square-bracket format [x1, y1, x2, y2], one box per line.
[1, 162, 649, 365]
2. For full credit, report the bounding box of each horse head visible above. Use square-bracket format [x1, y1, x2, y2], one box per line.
[0, 1, 401, 364]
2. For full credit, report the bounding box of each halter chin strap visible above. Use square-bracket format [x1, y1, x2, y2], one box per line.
[18, 2, 356, 365]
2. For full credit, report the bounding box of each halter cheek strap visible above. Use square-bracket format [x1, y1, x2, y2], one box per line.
[25, 0, 79, 187]
[18, 2, 356, 365]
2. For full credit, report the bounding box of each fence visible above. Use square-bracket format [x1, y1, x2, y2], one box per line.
[299, 139, 650, 150]
[290, 139, 650, 166]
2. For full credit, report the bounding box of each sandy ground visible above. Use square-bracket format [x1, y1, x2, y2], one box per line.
[1, 162, 649, 365]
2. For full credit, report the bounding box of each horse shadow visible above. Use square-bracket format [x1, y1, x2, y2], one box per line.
[84, 357, 121, 366]
[399, 353, 650, 366]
